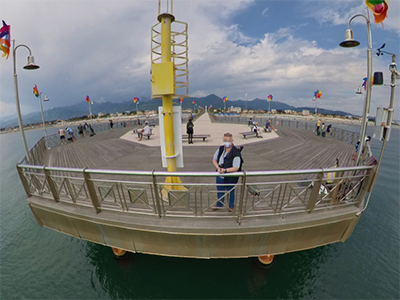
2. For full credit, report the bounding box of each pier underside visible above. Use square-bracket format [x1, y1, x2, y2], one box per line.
[28, 196, 360, 258]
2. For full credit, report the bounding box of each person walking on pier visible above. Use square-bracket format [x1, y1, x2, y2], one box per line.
[186, 118, 194, 144]
[109, 119, 114, 132]
[58, 128, 66, 145]
[77, 124, 84, 138]
[84, 123, 90, 136]
[316, 119, 321, 134]
[212, 133, 243, 212]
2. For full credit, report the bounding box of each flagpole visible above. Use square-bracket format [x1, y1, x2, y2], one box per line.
[39, 92, 50, 149]
[89, 101, 92, 124]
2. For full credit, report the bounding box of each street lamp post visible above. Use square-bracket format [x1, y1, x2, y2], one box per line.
[12, 40, 40, 164]
[313, 97, 318, 117]
[339, 13, 372, 166]
[38, 92, 50, 149]
[245, 93, 248, 111]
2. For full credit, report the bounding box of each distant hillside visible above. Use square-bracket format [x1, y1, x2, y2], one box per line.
[0, 94, 355, 128]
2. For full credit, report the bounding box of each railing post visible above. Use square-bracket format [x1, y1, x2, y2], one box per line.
[83, 168, 101, 213]
[296, 121, 299, 128]
[305, 122, 308, 130]
[333, 128, 336, 138]
[237, 171, 246, 225]
[341, 130, 344, 142]
[16, 165, 32, 197]
[351, 132, 355, 145]
[44, 166, 59, 202]
[306, 171, 323, 213]
[152, 170, 163, 218]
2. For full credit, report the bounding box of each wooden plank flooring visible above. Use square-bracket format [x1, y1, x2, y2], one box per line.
[41, 125, 355, 184]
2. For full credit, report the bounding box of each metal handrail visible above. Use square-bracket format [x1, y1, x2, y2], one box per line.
[17, 161, 373, 224]
[17, 164, 372, 177]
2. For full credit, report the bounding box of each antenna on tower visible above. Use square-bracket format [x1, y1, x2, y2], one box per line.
[158, 0, 173, 15]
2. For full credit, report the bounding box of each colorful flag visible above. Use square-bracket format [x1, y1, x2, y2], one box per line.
[86, 95, 90, 103]
[133, 97, 139, 103]
[314, 90, 322, 99]
[0, 20, 11, 59]
[365, 0, 388, 25]
[362, 77, 374, 90]
[33, 85, 39, 97]
[268, 95, 273, 101]
[222, 97, 228, 102]
[179, 98, 183, 103]
[192, 101, 196, 104]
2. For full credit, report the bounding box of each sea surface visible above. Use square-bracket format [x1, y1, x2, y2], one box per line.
[0, 125, 399, 299]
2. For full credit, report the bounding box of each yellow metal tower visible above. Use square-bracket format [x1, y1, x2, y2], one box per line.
[151, 0, 188, 191]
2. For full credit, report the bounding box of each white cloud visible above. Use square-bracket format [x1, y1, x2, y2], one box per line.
[261, 7, 269, 17]
[0, 0, 398, 122]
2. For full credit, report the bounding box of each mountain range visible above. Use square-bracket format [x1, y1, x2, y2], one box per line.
[0, 94, 355, 129]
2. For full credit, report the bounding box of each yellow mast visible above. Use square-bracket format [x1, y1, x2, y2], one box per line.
[152, 0, 186, 191]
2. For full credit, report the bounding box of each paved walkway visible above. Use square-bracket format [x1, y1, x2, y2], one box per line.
[120, 113, 279, 147]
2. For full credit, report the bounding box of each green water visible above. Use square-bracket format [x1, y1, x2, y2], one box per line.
[1, 127, 399, 299]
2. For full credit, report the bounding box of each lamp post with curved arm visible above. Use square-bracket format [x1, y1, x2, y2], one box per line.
[339, 13, 372, 166]
[13, 40, 40, 164]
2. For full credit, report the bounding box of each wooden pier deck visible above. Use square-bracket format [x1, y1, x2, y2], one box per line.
[42, 123, 355, 175]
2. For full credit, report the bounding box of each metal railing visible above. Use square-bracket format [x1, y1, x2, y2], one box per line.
[211, 114, 360, 146]
[16, 163, 374, 224]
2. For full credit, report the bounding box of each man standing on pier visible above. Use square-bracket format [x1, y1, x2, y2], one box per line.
[212, 133, 243, 212]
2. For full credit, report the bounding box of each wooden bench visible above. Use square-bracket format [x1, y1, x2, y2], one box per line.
[182, 134, 210, 142]
[240, 131, 261, 139]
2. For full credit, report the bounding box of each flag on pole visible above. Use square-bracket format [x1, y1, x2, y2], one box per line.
[192, 101, 196, 104]
[0, 20, 11, 59]
[179, 98, 183, 103]
[365, 0, 388, 25]
[133, 97, 139, 103]
[222, 97, 228, 102]
[314, 90, 322, 99]
[86, 95, 90, 103]
[33, 85, 39, 97]
[268, 95, 273, 101]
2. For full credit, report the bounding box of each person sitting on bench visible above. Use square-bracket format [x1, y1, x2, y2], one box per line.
[138, 121, 151, 141]
[253, 122, 262, 138]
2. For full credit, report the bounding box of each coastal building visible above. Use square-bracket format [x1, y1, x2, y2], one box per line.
[302, 110, 310, 116]
[98, 112, 106, 117]
[228, 106, 242, 113]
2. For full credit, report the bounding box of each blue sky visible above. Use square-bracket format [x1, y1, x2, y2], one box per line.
[1, 0, 399, 120]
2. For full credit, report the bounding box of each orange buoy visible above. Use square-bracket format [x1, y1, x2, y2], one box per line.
[112, 247, 127, 257]
[258, 254, 274, 264]
[255, 254, 275, 269]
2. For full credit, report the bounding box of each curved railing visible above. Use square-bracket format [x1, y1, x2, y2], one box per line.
[17, 162, 374, 224]
[210, 113, 360, 146]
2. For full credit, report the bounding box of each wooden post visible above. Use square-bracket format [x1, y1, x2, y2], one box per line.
[17, 165, 32, 197]
[44, 167, 59, 202]
[83, 168, 101, 213]
[307, 172, 323, 212]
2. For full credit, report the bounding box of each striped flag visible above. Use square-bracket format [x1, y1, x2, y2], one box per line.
[33, 85, 39, 97]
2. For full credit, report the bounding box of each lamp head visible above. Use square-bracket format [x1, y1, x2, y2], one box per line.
[356, 87, 362, 94]
[44, 95, 49, 102]
[339, 29, 360, 48]
[23, 55, 40, 70]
